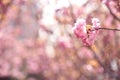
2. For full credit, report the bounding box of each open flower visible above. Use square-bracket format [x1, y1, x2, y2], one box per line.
[92, 18, 101, 29]
[72, 18, 101, 46]
[72, 19, 87, 39]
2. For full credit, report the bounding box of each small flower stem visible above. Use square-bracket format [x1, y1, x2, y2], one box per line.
[98, 28, 120, 31]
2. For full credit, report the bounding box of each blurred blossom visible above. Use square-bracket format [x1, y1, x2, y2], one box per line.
[28, 77, 37, 80]
[6, 5, 19, 20]
[45, 45, 55, 58]
[24, 39, 36, 48]
[12, 69, 25, 79]
[27, 61, 40, 73]
[96, 67, 104, 73]
[58, 36, 73, 48]
[70, 0, 88, 6]
[12, 57, 22, 68]
[83, 64, 94, 72]
[111, 59, 118, 71]
[56, 0, 87, 9]
[78, 47, 94, 59]
[0, 0, 119, 80]
[101, 0, 108, 4]
[38, 29, 48, 41]
[0, 60, 10, 76]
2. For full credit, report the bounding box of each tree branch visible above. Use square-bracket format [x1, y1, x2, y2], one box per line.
[98, 28, 120, 31]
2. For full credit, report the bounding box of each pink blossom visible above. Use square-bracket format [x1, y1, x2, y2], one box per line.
[72, 19, 87, 39]
[73, 18, 101, 46]
[58, 36, 73, 48]
[92, 18, 101, 29]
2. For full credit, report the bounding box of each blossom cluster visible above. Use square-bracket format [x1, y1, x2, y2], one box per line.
[72, 18, 101, 46]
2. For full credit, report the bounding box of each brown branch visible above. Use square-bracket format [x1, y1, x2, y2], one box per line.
[98, 28, 120, 31]
[88, 45, 106, 73]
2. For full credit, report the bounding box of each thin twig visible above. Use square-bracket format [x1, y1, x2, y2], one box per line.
[98, 28, 120, 31]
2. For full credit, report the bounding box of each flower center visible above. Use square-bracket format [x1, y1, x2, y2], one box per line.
[86, 25, 92, 30]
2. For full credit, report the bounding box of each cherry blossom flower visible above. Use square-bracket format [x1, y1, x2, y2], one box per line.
[92, 18, 101, 29]
[72, 18, 101, 46]
[72, 19, 87, 39]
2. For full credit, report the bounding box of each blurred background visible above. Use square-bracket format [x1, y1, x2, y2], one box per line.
[0, 0, 120, 80]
